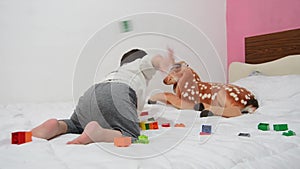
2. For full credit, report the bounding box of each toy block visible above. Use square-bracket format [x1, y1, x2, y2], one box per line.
[140, 111, 148, 116]
[135, 135, 149, 144]
[152, 121, 159, 129]
[199, 132, 211, 135]
[202, 125, 212, 134]
[11, 131, 32, 145]
[273, 124, 288, 131]
[258, 123, 270, 131]
[148, 121, 158, 130]
[238, 133, 251, 137]
[140, 121, 159, 130]
[149, 122, 153, 129]
[282, 130, 296, 136]
[161, 123, 170, 127]
[119, 20, 132, 33]
[140, 121, 146, 130]
[174, 123, 185, 127]
[114, 137, 131, 147]
[145, 123, 150, 130]
[147, 117, 155, 121]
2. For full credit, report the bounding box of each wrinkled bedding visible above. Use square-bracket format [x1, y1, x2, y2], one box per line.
[1, 75, 300, 169]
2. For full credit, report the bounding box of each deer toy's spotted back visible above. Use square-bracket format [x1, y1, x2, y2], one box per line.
[151, 61, 259, 117]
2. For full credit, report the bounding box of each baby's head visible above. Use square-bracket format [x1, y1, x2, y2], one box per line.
[120, 49, 147, 66]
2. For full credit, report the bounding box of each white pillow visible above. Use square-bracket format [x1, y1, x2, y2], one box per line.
[232, 74, 300, 101]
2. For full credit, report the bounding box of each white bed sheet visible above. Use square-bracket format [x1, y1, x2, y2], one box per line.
[1, 75, 300, 169]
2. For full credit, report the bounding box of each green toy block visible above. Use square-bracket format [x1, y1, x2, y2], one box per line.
[147, 117, 155, 121]
[119, 20, 132, 33]
[135, 135, 149, 144]
[282, 130, 296, 136]
[145, 123, 150, 130]
[258, 123, 270, 131]
[273, 124, 288, 131]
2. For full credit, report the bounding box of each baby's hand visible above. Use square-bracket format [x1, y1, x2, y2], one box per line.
[152, 48, 175, 73]
[159, 48, 175, 72]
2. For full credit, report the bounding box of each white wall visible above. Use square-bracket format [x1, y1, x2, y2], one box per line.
[0, 0, 227, 104]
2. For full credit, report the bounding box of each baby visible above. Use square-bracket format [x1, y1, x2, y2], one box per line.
[31, 48, 175, 144]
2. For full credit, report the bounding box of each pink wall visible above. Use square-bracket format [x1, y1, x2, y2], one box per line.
[226, 0, 300, 67]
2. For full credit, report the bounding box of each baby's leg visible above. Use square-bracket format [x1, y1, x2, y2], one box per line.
[67, 121, 122, 145]
[31, 119, 68, 140]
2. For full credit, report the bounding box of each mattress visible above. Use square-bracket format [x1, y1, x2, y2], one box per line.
[1, 74, 300, 169]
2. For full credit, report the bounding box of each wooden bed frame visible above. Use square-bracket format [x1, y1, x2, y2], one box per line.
[229, 28, 300, 82]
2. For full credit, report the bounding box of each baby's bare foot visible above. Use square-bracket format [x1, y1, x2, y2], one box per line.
[67, 121, 122, 145]
[67, 132, 93, 145]
[31, 119, 61, 140]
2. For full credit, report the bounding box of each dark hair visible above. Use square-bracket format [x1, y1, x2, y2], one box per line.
[120, 49, 147, 66]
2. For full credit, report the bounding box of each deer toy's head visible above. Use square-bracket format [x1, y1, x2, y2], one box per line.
[163, 61, 188, 85]
[163, 61, 201, 85]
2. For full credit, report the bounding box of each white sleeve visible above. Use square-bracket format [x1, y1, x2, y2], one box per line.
[139, 54, 156, 80]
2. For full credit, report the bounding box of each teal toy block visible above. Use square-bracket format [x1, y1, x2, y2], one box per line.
[273, 124, 288, 131]
[258, 123, 270, 131]
[282, 130, 296, 136]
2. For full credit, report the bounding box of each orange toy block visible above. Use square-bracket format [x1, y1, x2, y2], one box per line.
[174, 123, 186, 127]
[149, 121, 159, 129]
[114, 137, 132, 147]
[11, 131, 32, 144]
[151, 121, 159, 129]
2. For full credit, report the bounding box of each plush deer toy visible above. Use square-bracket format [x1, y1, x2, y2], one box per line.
[148, 61, 258, 117]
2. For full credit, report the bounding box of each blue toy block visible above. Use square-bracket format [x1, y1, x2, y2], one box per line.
[202, 125, 212, 134]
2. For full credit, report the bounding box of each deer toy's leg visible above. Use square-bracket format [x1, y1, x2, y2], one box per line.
[201, 90, 242, 118]
[149, 92, 195, 109]
[148, 93, 169, 104]
[205, 105, 242, 118]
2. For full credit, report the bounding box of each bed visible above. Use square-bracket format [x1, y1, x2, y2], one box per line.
[1, 29, 300, 169]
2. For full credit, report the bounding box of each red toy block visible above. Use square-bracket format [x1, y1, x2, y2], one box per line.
[174, 123, 185, 127]
[140, 111, 149, 116]
[199, 132, 211, 135]
[11, 131, 32, 144]
[162, 123, 170, 127]
[114, 137, 131, 147]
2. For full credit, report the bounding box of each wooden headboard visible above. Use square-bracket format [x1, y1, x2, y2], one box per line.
[229, 28, 300, 82]
[245, 28, 300, 64]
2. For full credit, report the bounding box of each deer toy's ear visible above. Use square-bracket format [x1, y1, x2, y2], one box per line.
[182, 63, 189, 67]
[180, 61, 188, 67]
